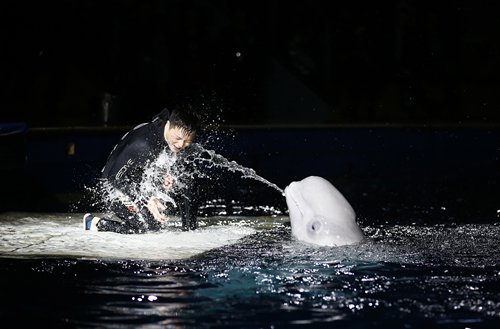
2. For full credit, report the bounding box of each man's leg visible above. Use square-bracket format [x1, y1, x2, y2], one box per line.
[109, 200, 161, 233]
[178, 185, 199, 231]
[137, 205, 163, 232]
[86, 201, 152, 234]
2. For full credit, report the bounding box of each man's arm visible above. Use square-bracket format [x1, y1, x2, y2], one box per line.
[101, 127, 155, 207]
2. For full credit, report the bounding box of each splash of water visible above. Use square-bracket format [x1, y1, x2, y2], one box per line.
[139, 151, 179, 206]
[188, 144, 284, 194]
[92, 143, 284, 213]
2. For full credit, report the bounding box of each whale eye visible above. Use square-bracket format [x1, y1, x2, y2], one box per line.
[308, 219, 322, 234]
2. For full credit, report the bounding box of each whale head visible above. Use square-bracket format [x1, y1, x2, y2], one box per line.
[284, 176, 364, 246]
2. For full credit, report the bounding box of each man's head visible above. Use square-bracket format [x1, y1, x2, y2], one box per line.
[163, 106, 201, 153]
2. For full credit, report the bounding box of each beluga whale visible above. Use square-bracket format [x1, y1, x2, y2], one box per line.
[284, 176, 364, 246]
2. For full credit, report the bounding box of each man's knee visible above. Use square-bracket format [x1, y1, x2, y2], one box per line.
[182, 214, 198, 231]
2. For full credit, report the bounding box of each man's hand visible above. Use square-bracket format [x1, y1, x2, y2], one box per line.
[146, 197, 167, 223]
[163, 176, 174, 190]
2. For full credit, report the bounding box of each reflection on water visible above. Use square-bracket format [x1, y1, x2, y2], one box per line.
[0, 213, 499, 328]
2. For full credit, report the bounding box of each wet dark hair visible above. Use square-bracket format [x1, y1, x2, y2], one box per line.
[153, 103, 201, 135]
[168, 106, 201, 135]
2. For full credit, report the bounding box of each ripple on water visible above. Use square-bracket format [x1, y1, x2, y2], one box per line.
[1, 213, 499, 326]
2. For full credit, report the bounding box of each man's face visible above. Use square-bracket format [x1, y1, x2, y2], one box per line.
[164, 121, 196, 153]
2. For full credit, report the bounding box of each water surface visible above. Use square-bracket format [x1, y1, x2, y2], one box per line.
[1, 213, 499, 328]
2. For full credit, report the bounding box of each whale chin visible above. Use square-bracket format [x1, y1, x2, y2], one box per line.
[285, 176, 364, 247]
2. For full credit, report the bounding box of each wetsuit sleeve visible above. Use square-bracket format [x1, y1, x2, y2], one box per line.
[101, 126, 155, 198]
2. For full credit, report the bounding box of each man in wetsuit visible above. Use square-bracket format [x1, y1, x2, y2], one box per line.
[83, 105, 201, 233]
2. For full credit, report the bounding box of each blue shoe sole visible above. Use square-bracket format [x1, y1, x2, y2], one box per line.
[83, 213, 94, 230]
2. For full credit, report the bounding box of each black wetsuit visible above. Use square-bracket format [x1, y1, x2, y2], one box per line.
[98, 111, 199, 233]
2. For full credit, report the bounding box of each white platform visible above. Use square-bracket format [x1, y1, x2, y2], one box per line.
[0, 212, 287, 260]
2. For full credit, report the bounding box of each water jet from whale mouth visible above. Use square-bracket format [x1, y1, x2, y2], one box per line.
[185, 144, 284, 194]
[87, 142, 285, 220]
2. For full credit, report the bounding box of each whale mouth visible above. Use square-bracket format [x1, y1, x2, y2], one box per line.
[291, 197, 304, 217]
[285, 185, 304, 218]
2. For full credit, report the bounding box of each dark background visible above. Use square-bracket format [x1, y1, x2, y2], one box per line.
[0, 0, 499, 221]
[1, 0, 500, 127]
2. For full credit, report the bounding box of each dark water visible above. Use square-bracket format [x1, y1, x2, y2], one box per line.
[1, 216, 499, 328]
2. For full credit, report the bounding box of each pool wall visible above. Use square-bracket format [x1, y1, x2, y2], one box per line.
[1, 124, 498, 222]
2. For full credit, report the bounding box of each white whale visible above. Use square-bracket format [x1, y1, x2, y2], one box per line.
[284, 176, 364, 246]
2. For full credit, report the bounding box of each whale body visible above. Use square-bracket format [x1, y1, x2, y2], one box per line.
[284, 176, 364, 246]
